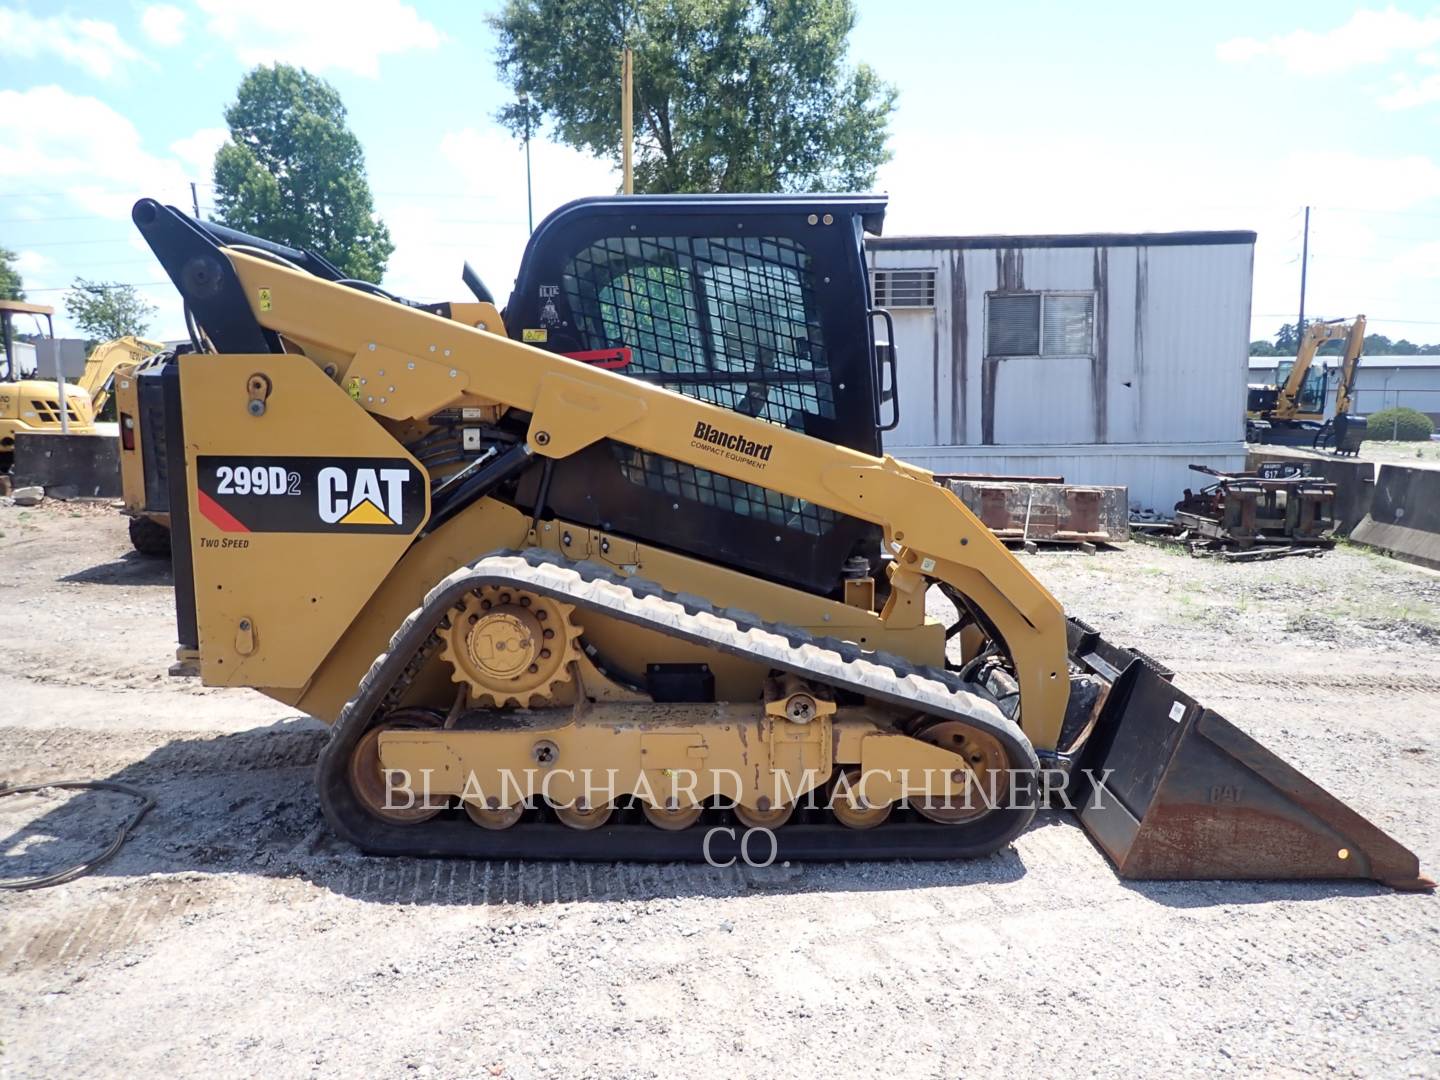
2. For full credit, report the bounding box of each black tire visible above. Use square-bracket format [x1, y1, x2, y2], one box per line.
[127, 515, 171, 558]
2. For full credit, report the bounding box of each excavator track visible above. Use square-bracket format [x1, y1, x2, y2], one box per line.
[316, 549, 1041, 862]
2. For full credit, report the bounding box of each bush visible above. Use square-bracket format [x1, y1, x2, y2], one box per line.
[1364, 407, 1435, 442]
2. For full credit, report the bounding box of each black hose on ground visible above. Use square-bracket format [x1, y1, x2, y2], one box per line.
[0, 780, 154, 891]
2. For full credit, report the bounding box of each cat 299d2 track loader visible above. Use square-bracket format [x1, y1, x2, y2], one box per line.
[130, 195, 1428, 887]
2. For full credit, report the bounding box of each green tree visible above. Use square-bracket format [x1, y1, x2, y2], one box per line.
[1273, 322, 1300, 353]
[213, 64, 393, 283]
[64, 279, 156, 341]
[491, 0, 897, 193]
[0, 245, 24, 300]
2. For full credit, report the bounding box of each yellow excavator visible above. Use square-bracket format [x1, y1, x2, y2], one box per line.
[1247, 316, 1367, 454]
[127, 196, 1428, 887]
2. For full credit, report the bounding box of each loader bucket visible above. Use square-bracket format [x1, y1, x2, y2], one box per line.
[1065, 621, 1432, 890]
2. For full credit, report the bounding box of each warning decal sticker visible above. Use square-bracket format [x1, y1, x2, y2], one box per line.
[195, 456, 424, 535]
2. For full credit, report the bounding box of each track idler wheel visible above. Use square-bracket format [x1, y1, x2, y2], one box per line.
[347, 710, 448, 825]
[906, 720, 1007, 825]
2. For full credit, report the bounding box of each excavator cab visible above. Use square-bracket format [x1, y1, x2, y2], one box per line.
[1274, 358, 1327, 415]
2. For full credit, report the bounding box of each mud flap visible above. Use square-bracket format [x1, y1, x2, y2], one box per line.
[1065, 620, 1432, 891]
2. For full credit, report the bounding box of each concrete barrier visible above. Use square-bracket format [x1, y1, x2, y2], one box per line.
[1245, 446, 1375, 535]
[1350, 464, 1440, 571]
[12, 431, 121, 498]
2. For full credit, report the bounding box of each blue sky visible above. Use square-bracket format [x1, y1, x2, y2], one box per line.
[1, 0, 1437, 344]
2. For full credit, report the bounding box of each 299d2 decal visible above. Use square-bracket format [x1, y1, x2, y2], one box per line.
[196, 456, 424, 535]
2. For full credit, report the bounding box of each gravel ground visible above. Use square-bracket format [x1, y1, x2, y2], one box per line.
[1352, 440, 1440, 470]
[1, 500, 1437, 1079]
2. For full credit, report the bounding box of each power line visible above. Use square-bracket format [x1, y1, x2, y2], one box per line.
[21, 281, 169, 293]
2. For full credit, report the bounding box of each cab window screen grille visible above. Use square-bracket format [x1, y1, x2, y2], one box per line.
[565, 234, 834, 428]
[612, 447, 838, 537]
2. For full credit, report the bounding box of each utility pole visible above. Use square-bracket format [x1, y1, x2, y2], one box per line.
[520, 89, 533, 233]
[621, 47, 634, 195]
[1296, 205, 1310, 343]
[190, 181, 201, 220]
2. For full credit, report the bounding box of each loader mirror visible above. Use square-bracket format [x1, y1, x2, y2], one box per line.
[462, 262, 495, 305]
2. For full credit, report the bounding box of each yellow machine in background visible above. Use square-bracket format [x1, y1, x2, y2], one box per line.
[1, 298, 163, 476]
[1247, 316, 1367, 454]
[0, 300, 93, 466]
[113, 353, 172, 555]
[77, 336, 165, 418]
[128, 196, 1428, 888]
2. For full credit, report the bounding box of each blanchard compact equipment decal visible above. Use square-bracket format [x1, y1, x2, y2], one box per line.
[690, 420, 774, 468]
[195, 457, 425, 535]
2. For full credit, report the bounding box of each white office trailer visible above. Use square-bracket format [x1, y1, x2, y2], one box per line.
[867, 230, 1256, 511]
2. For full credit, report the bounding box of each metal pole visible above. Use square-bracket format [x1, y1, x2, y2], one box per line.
[621, 47, 634, 195]
[190, 181, 201, 220]
[1296, 205, 1310, 343]
[521, 90, 533, 234]
[50, 313, 68, 435]
[1, 312, 13, 382]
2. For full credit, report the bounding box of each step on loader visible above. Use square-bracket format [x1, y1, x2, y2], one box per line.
[130, 195, 1429, 888]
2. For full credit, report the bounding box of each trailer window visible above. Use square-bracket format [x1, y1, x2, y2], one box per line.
[871, 269, 936, 308]
[986, 291, 1096, 358]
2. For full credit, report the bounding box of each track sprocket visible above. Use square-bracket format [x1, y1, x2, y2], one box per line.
[438, 586, 582, 707]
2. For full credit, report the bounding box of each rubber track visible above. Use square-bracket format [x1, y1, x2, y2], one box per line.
[315, 549, 1040, 862]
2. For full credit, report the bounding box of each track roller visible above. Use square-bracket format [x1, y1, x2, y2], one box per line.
[829, 767, 893, 830]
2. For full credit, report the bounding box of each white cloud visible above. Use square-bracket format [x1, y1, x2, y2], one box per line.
[14, 250, 55, 276]
[140, 4, 187, 47]
[0, 7, 143, 79]
[1380, 71, 1440, 108]
[1218, 7, 1440, 74]
[196, 0, 442, 77]
[170, 127, 229, 178]
[875, 129, 1440, 344]
[379, 129, 618, 305]
[0, 85, 207, 336]
[0, 86, 193, 217]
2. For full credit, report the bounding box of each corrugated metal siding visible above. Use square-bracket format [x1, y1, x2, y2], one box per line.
[870, 233, 1253, 510]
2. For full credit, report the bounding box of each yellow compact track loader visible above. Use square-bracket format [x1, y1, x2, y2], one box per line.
[131, 196, 1428, 887]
